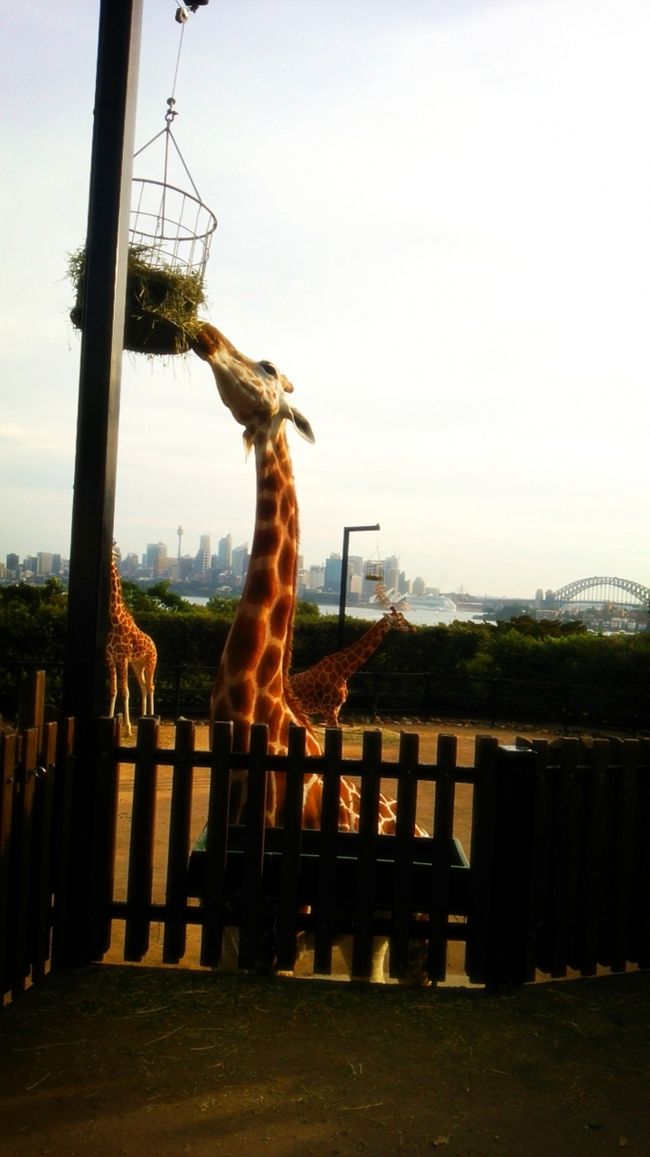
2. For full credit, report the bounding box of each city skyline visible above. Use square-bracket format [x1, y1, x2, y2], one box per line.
[2, 535, 467, 597]
[5, 534, 648, 607]
[3, 3, 650, 600]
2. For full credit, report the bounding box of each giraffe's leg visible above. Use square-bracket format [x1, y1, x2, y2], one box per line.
[145, 656, 155, 716]
[395, 942, 433, 987]
[215, 927, 240, 972]
[330, 680, 347, 728]
[118, 660, 132, 736]
[130, 658, 147, 719]
[107, 662, 117, 717]
[335, 935, 389, 983]
[214, 925, 281, 975]
[370, 938, 390, 983]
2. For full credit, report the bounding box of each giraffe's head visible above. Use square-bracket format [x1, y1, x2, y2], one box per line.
[385, 606, 416, 633]
[193, 323, 315, 451]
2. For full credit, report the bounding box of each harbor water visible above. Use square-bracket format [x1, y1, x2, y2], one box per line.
[185, 596, 484, 628]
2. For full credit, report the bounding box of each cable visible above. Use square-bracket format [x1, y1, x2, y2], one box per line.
[170, 17, 186, 103]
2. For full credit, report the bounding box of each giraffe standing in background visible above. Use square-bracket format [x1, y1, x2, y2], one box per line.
[289, 606, 415, 728]
[106, 547, 157, 737]
[193, 324, 428, 980]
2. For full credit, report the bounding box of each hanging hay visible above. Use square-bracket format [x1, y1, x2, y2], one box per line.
[68, 245, 207, 356]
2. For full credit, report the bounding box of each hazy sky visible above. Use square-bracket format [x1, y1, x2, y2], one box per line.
[2, 0, 649, 597]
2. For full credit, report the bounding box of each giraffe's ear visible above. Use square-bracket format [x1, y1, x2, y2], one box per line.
[289, 407, 315, 444]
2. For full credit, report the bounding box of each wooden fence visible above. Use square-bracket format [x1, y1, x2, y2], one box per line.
[97, 721, 650, 985]
[0, 674, 74, 1001]
[2, 674, 649, 1002]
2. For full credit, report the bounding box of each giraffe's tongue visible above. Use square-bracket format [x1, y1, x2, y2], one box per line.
[192, 323, 221, 361]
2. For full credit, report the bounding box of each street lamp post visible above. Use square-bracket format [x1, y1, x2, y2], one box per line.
[337, 524, 380, 648]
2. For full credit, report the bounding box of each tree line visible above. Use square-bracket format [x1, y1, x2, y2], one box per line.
[1, 579, 649, 730]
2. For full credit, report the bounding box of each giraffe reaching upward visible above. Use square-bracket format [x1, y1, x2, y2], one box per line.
[289, 606, 415, 727]
[106, 547, 157, 736]
[193, 324, 428, 980]
[193, 322, 328, 827]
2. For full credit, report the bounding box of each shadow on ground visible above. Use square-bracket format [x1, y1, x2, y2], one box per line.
[1, 965, 649, 1155]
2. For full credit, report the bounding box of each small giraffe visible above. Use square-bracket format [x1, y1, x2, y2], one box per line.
[106, 547, 157, 736]
[289, 607, 415, 727]
[194, 324, 428, 980]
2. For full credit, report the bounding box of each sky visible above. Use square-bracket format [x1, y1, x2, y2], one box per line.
[2, 0, 649, 599]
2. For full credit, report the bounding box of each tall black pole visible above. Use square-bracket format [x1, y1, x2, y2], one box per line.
[57, 0, 143, 969]
[337, 524, 380, 649]
[62, 0, 143, 725]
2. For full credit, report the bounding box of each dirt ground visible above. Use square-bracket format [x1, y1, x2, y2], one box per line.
[2, 966, 649, 1156]
[2, 718, 649, 1156]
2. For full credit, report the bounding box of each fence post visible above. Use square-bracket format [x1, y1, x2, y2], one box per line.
[483, 744, 538, 987]
[17, 671, 45, 756]
[173, 666, 182, 721]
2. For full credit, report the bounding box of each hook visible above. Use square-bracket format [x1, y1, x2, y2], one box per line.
[175, 1, 209, 21]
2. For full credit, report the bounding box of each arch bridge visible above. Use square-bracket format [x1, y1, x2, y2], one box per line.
[553, 576, 650, 607]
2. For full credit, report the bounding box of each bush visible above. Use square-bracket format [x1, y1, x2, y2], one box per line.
[1, 588, 649, 728]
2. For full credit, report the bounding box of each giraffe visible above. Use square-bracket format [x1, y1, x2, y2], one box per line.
[193, 322, 326, 824]
[289, 606, 415, 727]
[193, 323, 428, 980]
[106, 547, 157, 737]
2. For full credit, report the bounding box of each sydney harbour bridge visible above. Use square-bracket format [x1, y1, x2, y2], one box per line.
[552, 576, 650, 608]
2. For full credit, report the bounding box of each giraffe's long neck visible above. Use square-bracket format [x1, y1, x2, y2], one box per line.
[211, 427, 318, 757]
[329, 615, 395, 680]
[109, 555, 127, 627]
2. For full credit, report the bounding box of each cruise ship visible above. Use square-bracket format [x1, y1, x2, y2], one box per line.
[395, 593, 457, 612]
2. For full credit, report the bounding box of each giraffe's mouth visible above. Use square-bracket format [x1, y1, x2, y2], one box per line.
[192, 324, 221, 361]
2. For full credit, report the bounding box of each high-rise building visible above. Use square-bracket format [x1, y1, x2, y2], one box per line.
[121, 553, 140, 577]
[307, 565, 325, 590]
[217, 533, 232, 571]
[383, 555, 400, 594]
[232, 543, 248, 580]
[195, 535, 211, 578]
[146, 542, 168, 578]
[324, 553, 342, 592]
[37, 552, 53, 575]
[349, 572, 363, 597]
